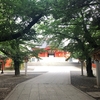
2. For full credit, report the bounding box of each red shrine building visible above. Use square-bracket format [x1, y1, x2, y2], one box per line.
[38, 46, 70, 58]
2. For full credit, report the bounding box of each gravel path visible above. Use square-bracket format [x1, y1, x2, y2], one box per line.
[0, 74, 42, 100]
[71, 71, 100, 100]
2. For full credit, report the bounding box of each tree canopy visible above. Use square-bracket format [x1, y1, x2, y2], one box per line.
[0, 0, 53, 41]
[0, 0, 100, 76]
[34, 0, 100, 77]
[0, 0, 54, 75]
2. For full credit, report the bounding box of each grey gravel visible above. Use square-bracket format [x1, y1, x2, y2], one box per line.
[71, 71, 100, 100]
[0, 74, 41, 100]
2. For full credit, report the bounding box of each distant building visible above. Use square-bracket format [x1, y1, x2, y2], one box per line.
[38, 46, 70, 58]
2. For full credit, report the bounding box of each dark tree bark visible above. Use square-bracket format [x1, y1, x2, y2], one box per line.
[0, 14, 43, 42]
[86, 57, 94, 77]
[80, 60, 84, 76]
[14, 59, 20, 76]
[81, 12, 98, 48]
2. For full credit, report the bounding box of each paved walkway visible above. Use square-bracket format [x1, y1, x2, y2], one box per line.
[4, 66, 96, 100]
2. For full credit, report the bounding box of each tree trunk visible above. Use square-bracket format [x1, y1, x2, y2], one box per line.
[86, 57, 94, 77]
[14, 60, 20, 76]
[80, 60, 84, 76]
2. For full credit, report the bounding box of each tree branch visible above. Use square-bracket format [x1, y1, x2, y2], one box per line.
[69, 1, 100, 8]
[81, 12, 98, 48]
[0, 14, 43, 42]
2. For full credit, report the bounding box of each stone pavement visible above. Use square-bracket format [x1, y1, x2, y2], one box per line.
[4, 68, 96, 100]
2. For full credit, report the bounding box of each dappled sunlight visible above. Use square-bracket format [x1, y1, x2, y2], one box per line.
[39, 57, 66, 62]
[27, 66, 80, 73]
[27, 57, 80, 73]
